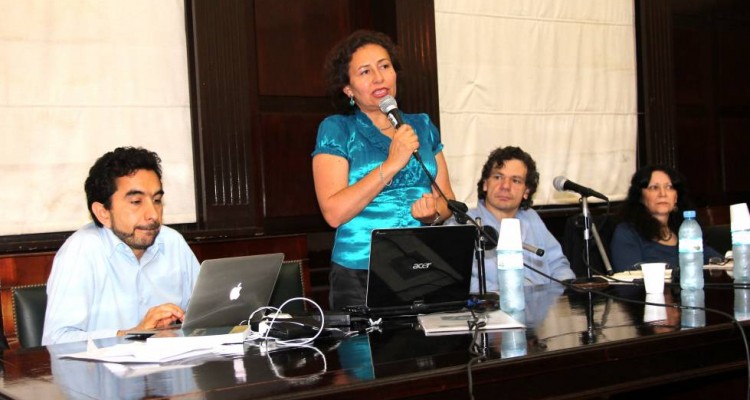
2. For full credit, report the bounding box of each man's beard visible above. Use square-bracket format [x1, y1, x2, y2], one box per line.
[112, 222, 161, 251]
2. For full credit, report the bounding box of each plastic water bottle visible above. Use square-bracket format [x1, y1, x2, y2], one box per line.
[681, 289, 705, 329]
[730, 203, 750, 284]
[678, 210, 704, 290]
[733, 232, 750, 283]
[501, 310, 527, 358]
[497, 218, 525, 312]
[734, 289, 750, 321]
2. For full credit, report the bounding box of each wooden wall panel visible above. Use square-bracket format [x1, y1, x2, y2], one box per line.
[720, 118, 750, 195]
[716, 24, 750, 106]
[259, 113, 324, 219]
[255, 0, 351, 97]
[672, 23, 711, 105]
[715, 12, 750, 202]
[669, 0, 750, 208]
[252, 0, 356, 234]
[675, 110, 717, 205]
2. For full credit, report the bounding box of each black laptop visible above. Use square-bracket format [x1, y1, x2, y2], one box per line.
[345, 225, 477, 317]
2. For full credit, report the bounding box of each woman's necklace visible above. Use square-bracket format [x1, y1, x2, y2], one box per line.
[659, 228, 673, 241]
[378, 125, 393, 132]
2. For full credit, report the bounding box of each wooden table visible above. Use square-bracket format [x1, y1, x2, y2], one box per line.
[1, 274, 748, 399]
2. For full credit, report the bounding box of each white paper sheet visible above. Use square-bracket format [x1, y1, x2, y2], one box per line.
[419, 309, 525, 335]
[60, 330, 246, 364]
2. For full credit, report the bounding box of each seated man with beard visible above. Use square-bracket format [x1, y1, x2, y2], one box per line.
[42, 147, 200, 345]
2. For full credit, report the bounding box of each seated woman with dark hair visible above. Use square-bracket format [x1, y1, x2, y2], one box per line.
[610, 165, 721, 272]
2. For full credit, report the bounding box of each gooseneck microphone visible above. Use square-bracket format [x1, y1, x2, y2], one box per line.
[481, 225, 545, 256]
[553, 176, 609, 201]
[377, 95, 544, 257]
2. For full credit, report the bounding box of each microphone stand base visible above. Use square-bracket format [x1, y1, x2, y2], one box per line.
[566, 276, 610, 290]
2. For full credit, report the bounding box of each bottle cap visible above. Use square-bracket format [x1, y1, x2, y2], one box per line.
[682, 210, 696, 219]
[730, 203, 750, 232]
[498, 218, 522, 251]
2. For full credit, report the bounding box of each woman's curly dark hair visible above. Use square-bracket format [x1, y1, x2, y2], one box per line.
[476, 146, 540, 210]
[84, 147, 162, 227]
[618, 164, 693, 240]
[323, 30, 402, 114]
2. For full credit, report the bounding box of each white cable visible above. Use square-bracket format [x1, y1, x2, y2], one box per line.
[244, 297, 326, 348]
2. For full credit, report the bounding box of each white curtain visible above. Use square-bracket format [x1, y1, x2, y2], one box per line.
[435, 0, 637, 208]
[0, 0, 195, 235]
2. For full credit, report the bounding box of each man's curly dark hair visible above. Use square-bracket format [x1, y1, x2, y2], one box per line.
[84, 147, 162, 227]
[477, 146, 540, 210]
[323, 30, 403, 114]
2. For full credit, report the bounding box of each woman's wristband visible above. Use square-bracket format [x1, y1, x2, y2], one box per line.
[379, 163, 392, 187]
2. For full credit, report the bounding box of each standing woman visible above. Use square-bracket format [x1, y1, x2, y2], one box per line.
[312, 30, 456, 310]
[610, 165, 720, 272]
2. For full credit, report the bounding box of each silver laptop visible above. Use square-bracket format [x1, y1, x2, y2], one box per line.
[181, 253, 284, 329]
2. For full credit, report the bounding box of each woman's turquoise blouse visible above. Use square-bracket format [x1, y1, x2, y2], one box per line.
[312, 109, 444, 270]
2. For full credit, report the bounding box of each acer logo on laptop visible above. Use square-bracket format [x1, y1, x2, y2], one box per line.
[412, 262, 432, 270]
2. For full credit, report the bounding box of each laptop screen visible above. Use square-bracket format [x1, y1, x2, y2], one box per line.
[365, 225, 476, 309]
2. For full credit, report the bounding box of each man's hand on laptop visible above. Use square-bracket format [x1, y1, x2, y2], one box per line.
[116, 303, 185, 336]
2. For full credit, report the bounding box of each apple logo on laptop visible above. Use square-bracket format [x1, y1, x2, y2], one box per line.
[229, 282, 242, 301]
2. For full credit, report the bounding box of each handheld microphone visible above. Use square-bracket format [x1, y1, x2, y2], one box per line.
[553, 176, 609, 201]
[379, 95, 425, 165]
[378, 95, 405, 129]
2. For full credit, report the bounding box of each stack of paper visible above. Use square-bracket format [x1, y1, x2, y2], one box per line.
[60, 327, 247, 364]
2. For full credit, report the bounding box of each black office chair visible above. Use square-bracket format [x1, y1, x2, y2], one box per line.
[269, 260, 306, 313]
[562, 214, 616, 277]
[12, 284, 47, 348]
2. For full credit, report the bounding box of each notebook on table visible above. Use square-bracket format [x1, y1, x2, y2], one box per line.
[344, 225, 476, 318]
[128, 253, 284, 337]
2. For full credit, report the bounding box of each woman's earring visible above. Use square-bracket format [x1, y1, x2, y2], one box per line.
[349, 95, 355, 107]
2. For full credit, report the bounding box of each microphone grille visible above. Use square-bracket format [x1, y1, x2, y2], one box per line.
[379, 95, 398, 114]
[552, 176, 567, 191]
